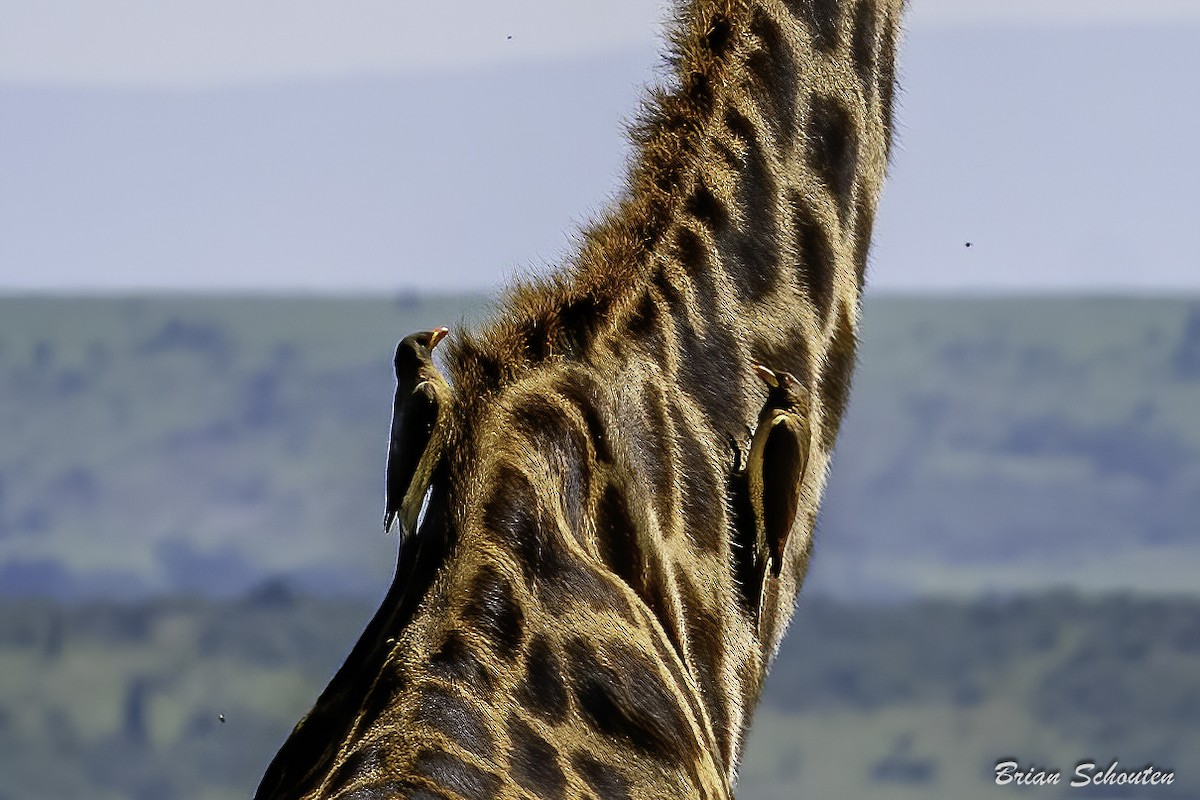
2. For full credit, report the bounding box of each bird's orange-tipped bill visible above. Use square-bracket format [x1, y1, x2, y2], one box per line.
[752, 363, 779, 388]
[428, 327, 450, 349]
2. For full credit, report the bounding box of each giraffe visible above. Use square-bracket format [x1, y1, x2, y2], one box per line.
[256, 0, 902, 797]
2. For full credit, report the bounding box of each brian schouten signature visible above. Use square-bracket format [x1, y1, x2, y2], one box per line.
[995, 760, 1175, 789]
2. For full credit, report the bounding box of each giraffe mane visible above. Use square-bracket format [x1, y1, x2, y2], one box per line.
[447, 2, 752, 403]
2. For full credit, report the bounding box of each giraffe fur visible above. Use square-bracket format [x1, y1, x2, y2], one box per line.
[256, 0, 904, 797]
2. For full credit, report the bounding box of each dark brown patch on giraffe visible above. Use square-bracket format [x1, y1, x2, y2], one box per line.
[414, 686, 495, 760]
[684, 69, 713, 115]
[721, 107, 782, 301]
[787, 0, 842, 51]
[746, 7, 799, 152]
[639, 383, 678, 537]
[355, 661, 407, 732]
[677, 425, 725, 554]
[412, 750, 501, 800]
[566, 637, 693, 763]
[686, 182, 728, 234]
[654, 271, 742, 434]
[819, 302, 859, 451]
[788, 191, 837, 323]
[561, 563, 636, 624]
[516, 316, 552, 363]
[595, 483, 644, 595]
[674, 225, 708, 280]
[851, 192, 876, 288]
[626, 290, 667, 363]
[571, 752, 632, 800]
[676, 572, 732, 767]
[809, 94, 859, 225]
[462, 566, 525, 660]
[429, 631, 493, 695]
[559, 292, 611, 357]
[519, 633, 570, 724]
[484, 466, 548, 586]
[509, 397, 591, 533]
[327, 742, 387, 793]
[703, 13, 733, 58]
[507, 716, 567, 800]
[850, 0, 879, 96]
[711, 133, 742, 176]
[488, 465, 635, 622]
[554, 375, 611, 464]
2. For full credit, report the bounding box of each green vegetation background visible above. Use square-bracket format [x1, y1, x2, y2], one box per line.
[1, 294, 1198, 798]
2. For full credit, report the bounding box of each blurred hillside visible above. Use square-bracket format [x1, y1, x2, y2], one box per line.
[0, 591, 1194, 799]
[0, 294, 1198, 599]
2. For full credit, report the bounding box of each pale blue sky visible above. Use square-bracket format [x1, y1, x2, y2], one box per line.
[1, 2, 1198, 292]
[4, 1, 1200, 87]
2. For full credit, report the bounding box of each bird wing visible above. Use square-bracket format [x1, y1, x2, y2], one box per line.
[760, 414, 809, 577]
[384, 382, 439, 534]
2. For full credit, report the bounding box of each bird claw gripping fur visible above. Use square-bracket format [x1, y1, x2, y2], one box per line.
[384, 327, 451, 538]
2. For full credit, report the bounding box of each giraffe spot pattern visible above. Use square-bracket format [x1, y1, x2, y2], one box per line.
[625, 290, 668, 362]
[509, 397, 592, 533]
[488, 465, 637, 622]
[507, 716, 567, 800]
[429, 631, 494, 695]
[677, 424, 726, 554]
[685, 182, 728, 234]
[412, 750, 502, 800]
[638, 383, 678, 537]
[518, 634, 570, 724]
[676, 572, 733, 767]
[595, 483, 644, 594]
[746, 7, 800, 153]
[327, 742, 387, 793]
[640, 604, 709, 730]
[720, 107, 782, 301]
[787, 0, 842, 51]
[414, 686, 496, 760]
[852, 191, 876, 288]
[656, 267, 742, 434]
[462, 566, 525, 660]
[674, 225, 709, 281]
[818, 301, 858, 451]
[565, 636, 694, 763]
[703, 13, 733, 58]
[553, 375, 612, 464]
[356, 663, 408, 734]
[788, 190, 837, 323]
[850, 0, 879, 97]
[570, 751, 633, 800]
[808, 94, 859, 225]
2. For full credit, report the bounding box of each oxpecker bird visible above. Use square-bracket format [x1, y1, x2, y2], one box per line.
[384, 327, 451, 538]
[745, 364, 812, 620]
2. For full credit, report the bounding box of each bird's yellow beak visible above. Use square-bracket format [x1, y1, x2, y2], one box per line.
[752, 363, 779, 388]
[428, 327, 450, 350]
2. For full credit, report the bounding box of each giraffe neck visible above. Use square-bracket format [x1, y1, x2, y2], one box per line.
[445, 0, 901, 769]
[257, 1, 903, 797]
